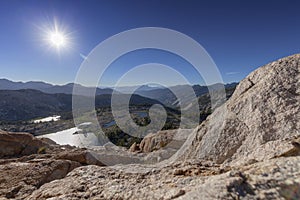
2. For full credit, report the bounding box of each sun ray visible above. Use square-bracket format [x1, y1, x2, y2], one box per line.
[48, 30, 67, 48]
[38, 18, 72, 53]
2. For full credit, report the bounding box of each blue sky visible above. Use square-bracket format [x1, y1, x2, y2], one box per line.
[0, 0, 300, 86]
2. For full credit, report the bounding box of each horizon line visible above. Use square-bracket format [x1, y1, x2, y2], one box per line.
[0, 77, 240, 88]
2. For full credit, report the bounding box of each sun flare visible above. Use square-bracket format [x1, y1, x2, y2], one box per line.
[39, 19, 72, 51]
[48, 31, 67, 48]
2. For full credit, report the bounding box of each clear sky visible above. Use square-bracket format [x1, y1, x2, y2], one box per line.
[0, 0, 300, 86]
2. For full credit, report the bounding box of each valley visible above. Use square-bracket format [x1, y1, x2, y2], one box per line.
[0, 83, 237, 148]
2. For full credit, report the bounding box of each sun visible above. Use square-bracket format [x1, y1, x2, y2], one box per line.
[39, 18, 72, 52]
[48, 31, 67, 48]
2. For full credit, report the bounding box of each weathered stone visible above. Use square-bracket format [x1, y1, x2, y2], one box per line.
[0, 131, 48, 158]
[178, 54, 300, 165]
[139, 129, 192, 153]
[0, 159, 80, 199]
[39, 137, 57, 145]
[128, 142, 140, 152]
[55, 148, 105, 166]
[25, 156, 300, 200]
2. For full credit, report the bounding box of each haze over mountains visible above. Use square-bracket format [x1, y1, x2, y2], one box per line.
[0, 79, 114, 95]
[0, 78, 237, 96]
[0, 90, 163, 121]
[134, 83, 238, 107]
[0, 78, 238, 121]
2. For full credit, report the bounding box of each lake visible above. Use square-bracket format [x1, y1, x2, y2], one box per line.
[37, 122, 103, 147]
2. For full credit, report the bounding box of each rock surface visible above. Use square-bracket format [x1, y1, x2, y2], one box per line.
[0, 159, 80, 199]
[0, 131, 106, 199]
[178, 54, 300, 165]
[27, 156, 300, 200]
[136, 129, 192, 153]
[0, 130, 48, 158]
[128, 142, 139, 152]
[55, 148, 105, 166]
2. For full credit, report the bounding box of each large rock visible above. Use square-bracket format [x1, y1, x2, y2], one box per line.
[178, 54, 300, 165]
[0, 131, 105, 199]
[0, 159, 80, 199]
[138, 129, 193, 153]
[55, 148, 105, 166]
[0, 130, 105, 166]
[0, 131, 49, 158]
[27, 156, 300, 200]
[179, 156, 300, 199]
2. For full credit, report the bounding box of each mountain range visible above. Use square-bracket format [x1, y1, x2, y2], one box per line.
[0, 79, 114, 96]
[0, 78, 238, 105]
[0, 89, 161, 121]
[134, 83, 238, 107]
[0, 78, 237, 95]
[0, 78, 238, 121]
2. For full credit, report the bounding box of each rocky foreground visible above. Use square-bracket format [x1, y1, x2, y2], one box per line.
[0, 54, 299, 199]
